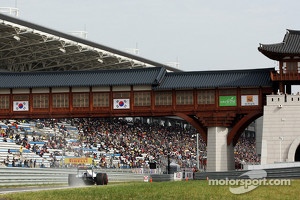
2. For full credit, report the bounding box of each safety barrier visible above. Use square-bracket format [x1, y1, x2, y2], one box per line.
[0, 167, 146, 186]
[195, 167, 300, 180]
[0, 167, 192, 186]
[5, 166, 298, 186]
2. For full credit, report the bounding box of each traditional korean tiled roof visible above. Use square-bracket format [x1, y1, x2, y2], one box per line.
[258, 29, 300, 60]
[0, 67, 273, 89]
[0, 67, 166, 88]
[154, 68, 273, 90]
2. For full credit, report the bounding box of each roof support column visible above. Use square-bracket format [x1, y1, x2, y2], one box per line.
[286, 84, 292, 94]
[279, 82, 284, 94]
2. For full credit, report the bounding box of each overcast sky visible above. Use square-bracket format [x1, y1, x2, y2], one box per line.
[1, 0, 300, 72]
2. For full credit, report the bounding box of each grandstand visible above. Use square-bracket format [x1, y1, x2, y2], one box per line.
[0, 117, 260, 174]
[0, 121, 50, 168]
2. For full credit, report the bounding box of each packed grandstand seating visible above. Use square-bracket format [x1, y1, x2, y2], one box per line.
[0, 117, 260, 172]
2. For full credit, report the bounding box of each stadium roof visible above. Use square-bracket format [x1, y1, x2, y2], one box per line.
[0, 67, 273, 89]
[0, 13, 181, 72]
[258, 29, 300, 61]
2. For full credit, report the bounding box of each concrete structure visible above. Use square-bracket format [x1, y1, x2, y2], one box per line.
[207, 127, 235, 171]
[258, 29, 300, 166]
[260, 94, 300, 164]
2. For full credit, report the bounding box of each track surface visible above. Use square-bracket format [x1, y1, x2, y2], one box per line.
[0, 185, 87, 194]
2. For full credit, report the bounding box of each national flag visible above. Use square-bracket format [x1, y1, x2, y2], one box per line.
[13, 101, 29, 111]
[113, 99, 130, 109]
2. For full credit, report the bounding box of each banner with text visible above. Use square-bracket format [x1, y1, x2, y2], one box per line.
[219, 96, 237, 106]
[64, 157, 93, 165]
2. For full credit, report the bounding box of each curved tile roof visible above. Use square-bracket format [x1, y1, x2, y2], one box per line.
[258, 29, 300, 60]
[0, 67, 273, 89]
[0, 67, 166, 88]
[155, 68, 273, 90]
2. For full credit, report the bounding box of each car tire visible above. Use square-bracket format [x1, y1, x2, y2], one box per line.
[103, 173, 108, 185]
[96, 173, 104, 185]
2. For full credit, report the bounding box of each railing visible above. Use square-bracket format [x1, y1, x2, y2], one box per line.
[271, 71, 300, 81]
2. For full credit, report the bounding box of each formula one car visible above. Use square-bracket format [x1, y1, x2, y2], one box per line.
[68, 165, 108, 186]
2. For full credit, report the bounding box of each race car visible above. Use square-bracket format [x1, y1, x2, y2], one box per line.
[68, 165, 108, 186]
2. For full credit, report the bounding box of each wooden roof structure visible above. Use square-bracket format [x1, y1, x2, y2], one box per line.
[258, 29, 300, 61]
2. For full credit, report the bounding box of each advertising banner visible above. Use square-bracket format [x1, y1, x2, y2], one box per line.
[241, 95, 258, 106]
[174, 172, 183, 181]
[64, 157, 93, 164]
[219, 96, 237, 106]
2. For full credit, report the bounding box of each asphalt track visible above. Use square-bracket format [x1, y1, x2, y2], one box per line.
[0, 185, 87, 194]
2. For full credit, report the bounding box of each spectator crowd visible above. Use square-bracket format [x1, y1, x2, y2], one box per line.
[0, 117, 260, 171]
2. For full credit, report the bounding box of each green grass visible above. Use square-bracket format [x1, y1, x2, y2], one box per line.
[1, 180, 299, 200]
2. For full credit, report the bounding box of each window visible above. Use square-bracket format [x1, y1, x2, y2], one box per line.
[219, 89, 236, 96]
[198, 90, 215, 104]
[113, 92, 130, 99]
[13, 95, 29, 101]
[134, 92, 151, 106]
[241, 89, 259, 95]
[73, 93, 89, 107]
[155, 91, 172, 105]
[176, 91, 193, 105]
[33, 94, 49, 108]
[283, 61, 298, 73]
[52, 93, 69, 108]
[93, 93, 109, 107]
[0, 95, 9, 109]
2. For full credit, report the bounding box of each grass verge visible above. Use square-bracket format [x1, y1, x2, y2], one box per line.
[0, 179, 299, 200]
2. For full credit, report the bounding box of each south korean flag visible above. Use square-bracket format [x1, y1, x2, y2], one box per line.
[13, 101, 29, 111]
[113, 99, 130, 109]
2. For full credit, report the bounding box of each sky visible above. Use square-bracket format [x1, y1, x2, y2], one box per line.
[1, 0, 300, 72]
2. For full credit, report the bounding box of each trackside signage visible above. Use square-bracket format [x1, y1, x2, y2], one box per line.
[208, 169, 291, 194]
[64, 157, 93, 164]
